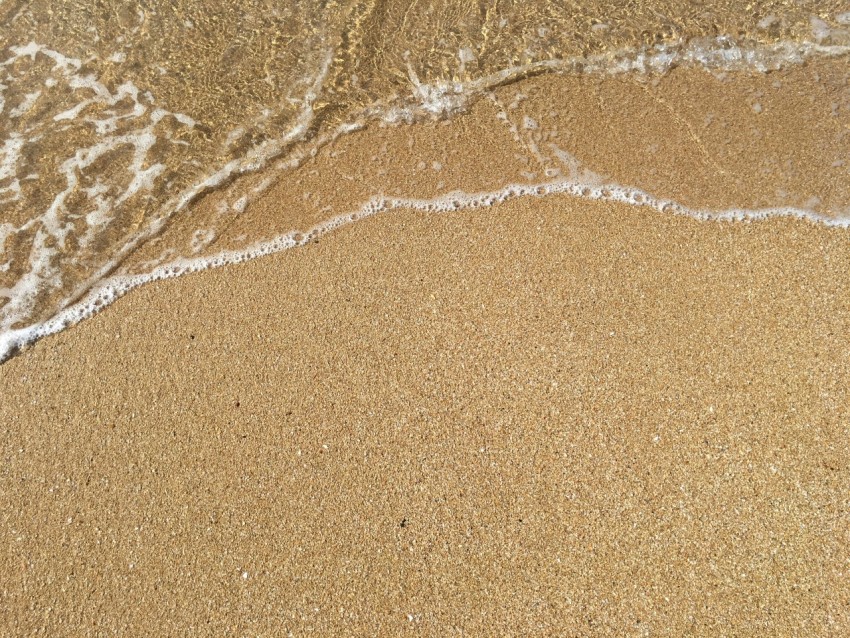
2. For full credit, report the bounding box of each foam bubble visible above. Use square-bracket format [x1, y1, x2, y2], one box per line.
[810, 16, 833, 42]
[233, 196, 248, 213]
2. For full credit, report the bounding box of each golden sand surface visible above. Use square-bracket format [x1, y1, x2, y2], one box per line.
[2, 193, 849, 635]
[3, 58, 850, 635]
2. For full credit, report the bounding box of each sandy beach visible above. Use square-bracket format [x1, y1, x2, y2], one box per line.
[2, 188, 850, 634]
[2, 17, 850, 632]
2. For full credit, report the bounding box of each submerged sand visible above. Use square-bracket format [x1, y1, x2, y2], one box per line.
[2, 192, 849, 635]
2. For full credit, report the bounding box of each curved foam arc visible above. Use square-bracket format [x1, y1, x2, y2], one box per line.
[2, 36, 846, 262]
[2, 177, 848, 363]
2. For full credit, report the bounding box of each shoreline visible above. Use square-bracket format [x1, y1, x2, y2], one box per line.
[4, 55, 850, 365]
[3, 43, 850, 635]
[4, 178, 848, 366]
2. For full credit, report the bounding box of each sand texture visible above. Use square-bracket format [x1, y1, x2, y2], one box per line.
[2, 193, 850, 635]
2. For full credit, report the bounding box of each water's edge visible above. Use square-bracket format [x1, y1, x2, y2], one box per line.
[2, 173, 847, 364]
[2, 35, 850, 363]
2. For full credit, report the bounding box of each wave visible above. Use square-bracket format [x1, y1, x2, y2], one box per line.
[2, 28, 850, 363]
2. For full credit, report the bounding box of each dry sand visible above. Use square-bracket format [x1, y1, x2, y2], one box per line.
[2, 64, 850, 636]
[2, 196, 850, 635]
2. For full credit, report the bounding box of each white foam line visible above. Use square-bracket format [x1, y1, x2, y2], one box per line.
[2, 177, 847, 363]
[381, 37, 850, 123]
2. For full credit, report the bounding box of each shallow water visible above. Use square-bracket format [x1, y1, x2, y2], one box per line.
[1, 1, 850, 361]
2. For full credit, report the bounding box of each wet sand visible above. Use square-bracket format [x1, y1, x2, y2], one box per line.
[2, 191, 850, 635]
[124, 56, 850, 276]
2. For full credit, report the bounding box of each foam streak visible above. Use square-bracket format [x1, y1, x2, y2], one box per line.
[2, 176, 846, 363]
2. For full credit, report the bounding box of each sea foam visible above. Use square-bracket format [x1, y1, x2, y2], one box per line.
[2, 175, 847, 363]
